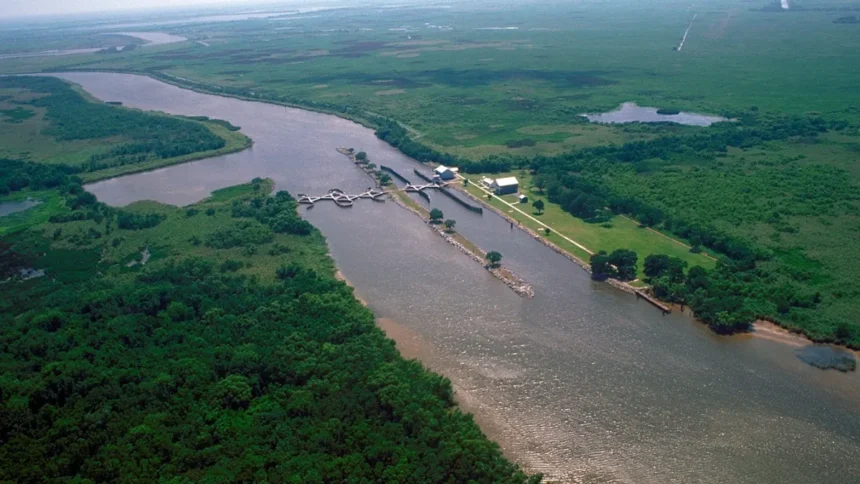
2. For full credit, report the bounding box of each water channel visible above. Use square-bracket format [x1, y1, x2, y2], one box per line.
[53, 72, 860, 484]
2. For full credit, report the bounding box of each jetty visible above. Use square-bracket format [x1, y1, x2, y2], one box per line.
[635, 290, 672, 314]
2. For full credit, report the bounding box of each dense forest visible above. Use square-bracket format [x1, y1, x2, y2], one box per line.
[0, 77, 227, 172]
[0, 158, 81, 196]
[0, 165, 539, 482]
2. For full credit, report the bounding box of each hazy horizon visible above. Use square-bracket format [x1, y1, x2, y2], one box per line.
[1, 0, 294, 19]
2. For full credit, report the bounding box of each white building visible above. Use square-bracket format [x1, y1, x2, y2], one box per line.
[434, 165, 458, 180]
[491, 177, 519, 195]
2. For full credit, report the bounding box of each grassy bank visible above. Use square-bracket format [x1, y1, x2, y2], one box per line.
[460, 172, 716, 278]
[0, 190, 64, 236]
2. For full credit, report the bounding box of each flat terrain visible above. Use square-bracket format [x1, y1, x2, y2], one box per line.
[1, 0, 858, 342]
[0, 77, 250, 182]
[460, 172, 717, 277]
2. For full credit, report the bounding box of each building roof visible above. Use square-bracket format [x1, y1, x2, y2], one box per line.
[435, 165, 453, 173]
[494, 176, 519, 187]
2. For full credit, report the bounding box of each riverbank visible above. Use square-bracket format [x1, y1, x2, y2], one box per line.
[334, 147, 534, 298]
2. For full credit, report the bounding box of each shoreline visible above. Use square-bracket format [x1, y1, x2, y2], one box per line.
[452, 181, 638, 295]
[455, 182, 859, 362]
[335, 271, 539, 473]
[752, 319, 860, 357]
[374, 316, 546, 477]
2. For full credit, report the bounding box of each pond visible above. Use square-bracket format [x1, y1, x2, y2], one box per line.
[0, 198, 41, 217]
[583, 102, 729, 126]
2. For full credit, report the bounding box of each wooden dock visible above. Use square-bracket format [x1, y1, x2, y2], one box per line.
[635, 290, 672, 314]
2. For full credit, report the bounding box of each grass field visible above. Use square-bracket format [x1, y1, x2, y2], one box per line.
[460, 172, 717, 277]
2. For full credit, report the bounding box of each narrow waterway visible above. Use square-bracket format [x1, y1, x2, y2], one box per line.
[55, 72, 860, 484]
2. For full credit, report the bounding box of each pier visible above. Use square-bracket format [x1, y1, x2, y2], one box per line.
[635, 290, 672, 314]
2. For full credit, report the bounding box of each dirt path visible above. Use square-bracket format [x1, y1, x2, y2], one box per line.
[677, 14, 698, 51]
[458, 174, 594, 256]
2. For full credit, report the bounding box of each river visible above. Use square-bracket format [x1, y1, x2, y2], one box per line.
[53, 72, 860, 484]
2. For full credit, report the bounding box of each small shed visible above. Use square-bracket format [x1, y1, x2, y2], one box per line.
[518, 194, 528, 204]
[434, 165, 457, 181]
[492, 177, 519, 195]
[481, 177, 494, 188]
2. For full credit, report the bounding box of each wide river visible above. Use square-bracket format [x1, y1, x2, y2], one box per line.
[56, 72, 860, 484]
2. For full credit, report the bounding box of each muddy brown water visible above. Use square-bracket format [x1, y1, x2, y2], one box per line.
[52, 72, 860, 484]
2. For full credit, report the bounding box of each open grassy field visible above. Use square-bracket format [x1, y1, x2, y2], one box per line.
[460, 172, 717, 277]
[2, 0, 858, 151]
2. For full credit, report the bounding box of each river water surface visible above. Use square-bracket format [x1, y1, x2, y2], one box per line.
[55, 72, 860, 484]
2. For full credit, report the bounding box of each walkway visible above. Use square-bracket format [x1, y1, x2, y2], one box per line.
[298, 182, 447, 207]
[457, 174, 594, 256]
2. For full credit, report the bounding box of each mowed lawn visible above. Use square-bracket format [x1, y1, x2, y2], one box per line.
[461, 170, 717, 277]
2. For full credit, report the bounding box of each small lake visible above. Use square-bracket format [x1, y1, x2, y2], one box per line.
[109, 32, 187, 46]
[584, 102, 729, 126]
[0, 199, 41, 217]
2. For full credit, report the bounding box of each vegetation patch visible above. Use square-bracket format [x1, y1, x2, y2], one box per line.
[0, 106, 35, 123]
